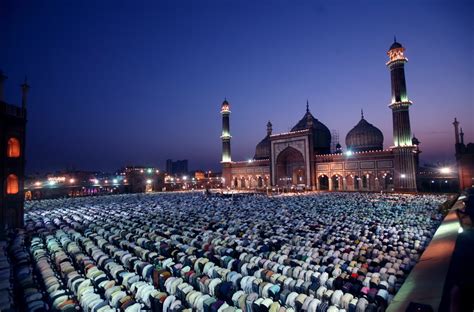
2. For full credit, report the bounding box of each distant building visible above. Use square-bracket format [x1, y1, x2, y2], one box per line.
[0, 71, 28, 232]
[24, 170, 126, 199]
[416, 164, 459, 193]
[122, 166, 164, 193]
[221, 39, 419, 192]
[453, 118, 474, 190]
[166, 159, 188, 176]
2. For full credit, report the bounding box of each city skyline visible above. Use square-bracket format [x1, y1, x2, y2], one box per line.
[1, 0, 472, 173]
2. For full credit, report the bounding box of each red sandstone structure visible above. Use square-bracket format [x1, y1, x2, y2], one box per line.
[0, 71, 28, 232]
[221, 39, 419, 192]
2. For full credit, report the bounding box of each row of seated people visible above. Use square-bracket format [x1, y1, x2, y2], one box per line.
[13, 191, 445, 311]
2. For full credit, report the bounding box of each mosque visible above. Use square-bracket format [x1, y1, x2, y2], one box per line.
[221, 39, 419, 192]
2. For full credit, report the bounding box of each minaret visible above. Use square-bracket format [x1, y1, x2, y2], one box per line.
[453, 118, 460, 144]
[220, 98, 231, 163]
[387, 38, 417, 191]
[21, 76, 30, 109]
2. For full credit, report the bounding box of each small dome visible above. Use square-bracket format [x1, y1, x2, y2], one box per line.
[346, 116, 384, 152]
[291, 107, 331, 154]
[389, 38, 403, 50]
[412, 136, 420, 146]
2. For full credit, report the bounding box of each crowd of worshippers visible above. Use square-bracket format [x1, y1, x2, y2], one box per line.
[3, 192, 446, 312]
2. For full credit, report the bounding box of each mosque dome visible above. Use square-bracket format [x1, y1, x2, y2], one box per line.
[254, 136, 270, 160]
[254, 121, 272, 160]
[345, 113, 384, 152]
[291, 104, 331, 154]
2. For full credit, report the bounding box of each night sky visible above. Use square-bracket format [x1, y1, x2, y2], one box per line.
[1, 0, 472, 173]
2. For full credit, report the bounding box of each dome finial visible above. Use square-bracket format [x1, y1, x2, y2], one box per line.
[306, 99, 309, 113]
[394, 35, 397, 43]
[267, 120, 272, 136]
[361, 109, 364, 119]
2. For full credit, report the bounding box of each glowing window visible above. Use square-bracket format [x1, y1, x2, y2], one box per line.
[6, 174, 19, 194]
[7, 138, 21, 158]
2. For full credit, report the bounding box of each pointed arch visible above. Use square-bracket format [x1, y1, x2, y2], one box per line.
[6, 174, 19, 194]
[7, 137, 21, 158]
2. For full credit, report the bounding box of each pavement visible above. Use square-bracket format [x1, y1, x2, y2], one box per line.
[438, 199, 474, 312]
[387, 200, 462, 312]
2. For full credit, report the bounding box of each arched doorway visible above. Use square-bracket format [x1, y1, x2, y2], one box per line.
[382, 173, 393, 191]
[345, 175, 354, 191]
[240, 177, 246, 188]
[257, 176, 263, 188]
[234, 177, 238, 188]
[331, 175, 341, 191]
[354, 175, 360, 190]
[318, 175, 329, 190]
[362, 175, 368, 190]
[276, 147, 306, 187]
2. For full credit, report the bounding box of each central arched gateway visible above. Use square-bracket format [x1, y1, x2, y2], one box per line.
[275, 147, 306, 187]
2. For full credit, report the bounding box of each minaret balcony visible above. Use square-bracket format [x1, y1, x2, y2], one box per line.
[389, 100, 412, 109]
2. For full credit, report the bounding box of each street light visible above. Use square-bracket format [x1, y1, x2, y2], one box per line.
[440, 167, 451, 174]
[400, 174, 406, 179]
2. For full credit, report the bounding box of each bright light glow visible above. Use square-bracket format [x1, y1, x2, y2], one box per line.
[147, 169, 152, 174]
[123, 179, 128, 183]
[105, 180, 108, 184]
[140, 169, 144, 173]
[49, 180, 56, 186]
[69, 178, 75, 184]
[431, 180, 435, 183]
[248, 159, 253, 163]
[156, 170, 159, 173]
[112, 179, 118, 184]
[183, 176, 188, 181]
[48, 176, 66, 183]
[458, 227, 464, 234]
[345, 150, 353, 156]
[34, 181, 42, 186]
[146, 179, 152, 184]
[440, 167, 452, 174]
[400, 174, 406, 179]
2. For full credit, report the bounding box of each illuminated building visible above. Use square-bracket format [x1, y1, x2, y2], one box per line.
[453, 118, 474, 190]
[0, 71, 28, 232]
[221, 39, 418, 192]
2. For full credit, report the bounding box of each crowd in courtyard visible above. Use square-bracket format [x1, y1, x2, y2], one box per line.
[3, 192, 446, 312]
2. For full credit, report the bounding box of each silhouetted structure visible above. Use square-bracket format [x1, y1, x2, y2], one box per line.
[0, 71, 28, 233]
[453, 118, 474, 190]
[166, 159, 188, 176]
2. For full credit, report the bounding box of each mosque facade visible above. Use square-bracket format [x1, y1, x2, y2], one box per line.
[221, 40, 419, 192]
